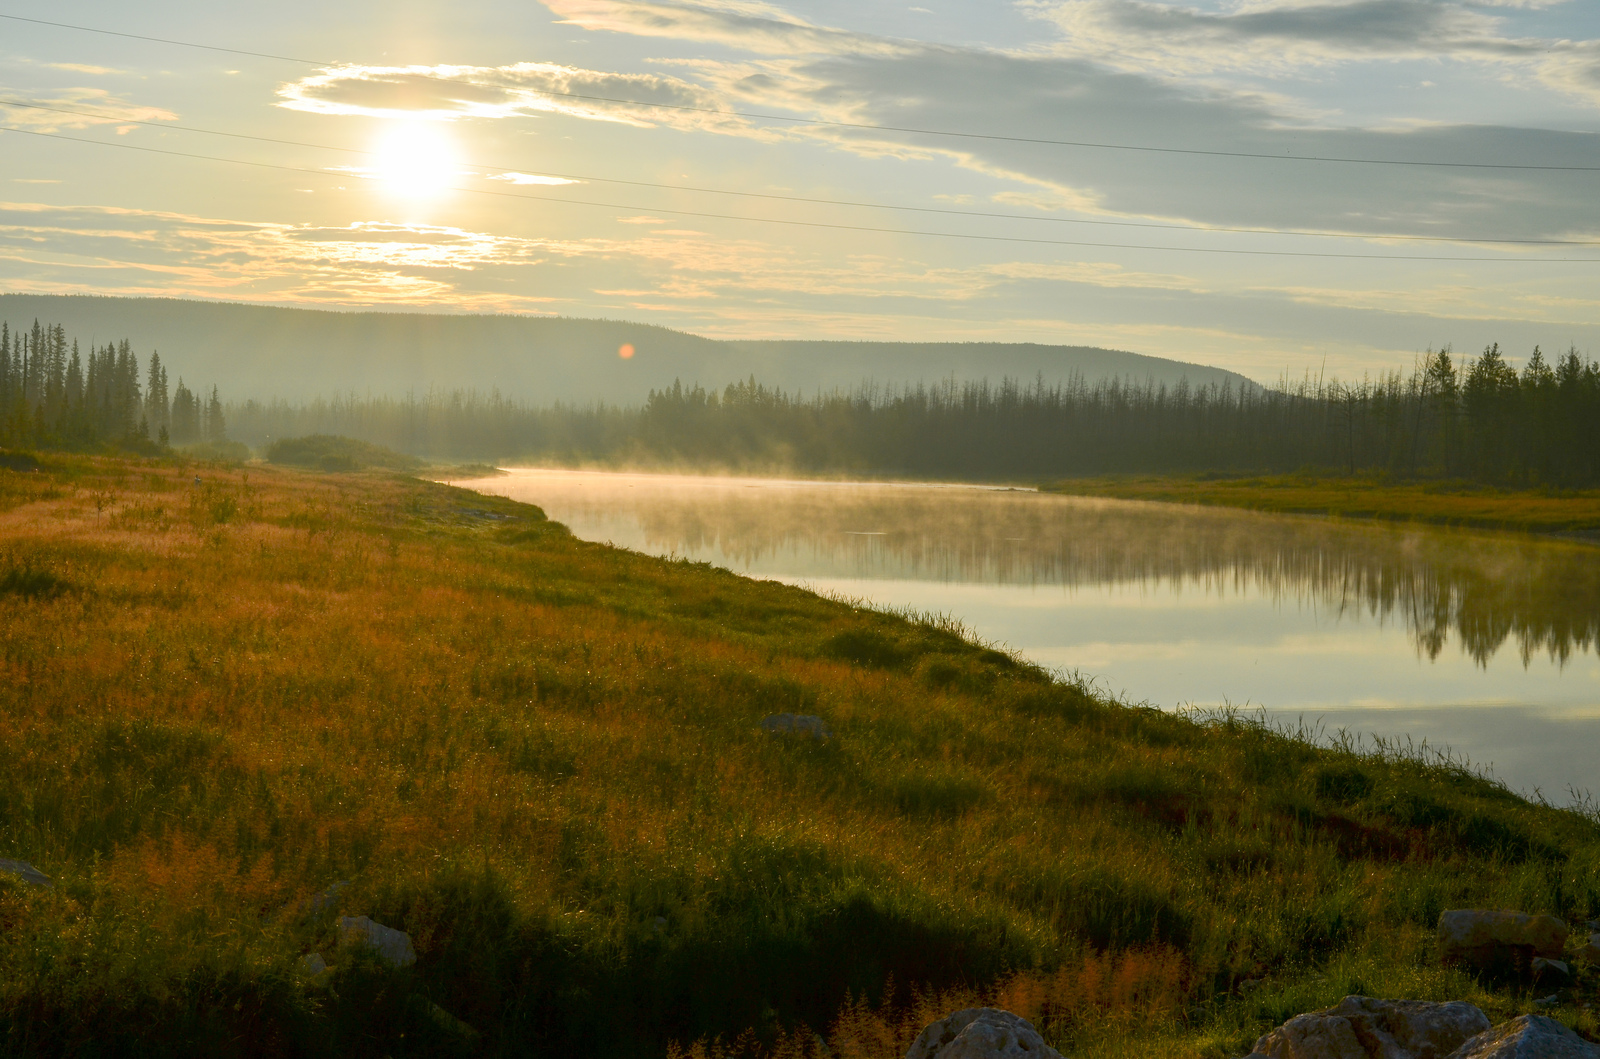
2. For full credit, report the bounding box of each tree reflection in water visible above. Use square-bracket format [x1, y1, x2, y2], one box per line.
[493, 472, 1600, 670]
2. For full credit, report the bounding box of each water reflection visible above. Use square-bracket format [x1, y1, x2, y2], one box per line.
[481, 470, 1600, 670]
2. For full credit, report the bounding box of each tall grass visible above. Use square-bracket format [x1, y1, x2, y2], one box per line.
[0, 452, 1597, 1057]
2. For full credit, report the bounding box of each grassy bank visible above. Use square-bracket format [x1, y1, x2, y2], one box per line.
[1, 452, 1598, 1058]
[1045, 474, 1600, 538]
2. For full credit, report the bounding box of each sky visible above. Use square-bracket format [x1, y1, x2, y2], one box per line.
[2, 0, 1599, 382]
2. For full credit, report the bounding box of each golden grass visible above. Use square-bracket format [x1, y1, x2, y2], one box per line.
[0, 452, 1597, 1057]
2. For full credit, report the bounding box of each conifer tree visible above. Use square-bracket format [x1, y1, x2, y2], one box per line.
[205, 385, 226, 443]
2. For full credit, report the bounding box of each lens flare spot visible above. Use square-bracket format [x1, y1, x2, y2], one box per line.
[618, 344, 635, 360]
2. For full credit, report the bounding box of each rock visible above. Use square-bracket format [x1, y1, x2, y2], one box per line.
[1438, 910, 1567, 975]
[1580, 935, 1600, 965]
[422, 1001, 480, 1044]
[338, 915, 416, 968]
[904, 1008, 1062, 1059]
[1248, 995, 1490, 1059]
[307, 880, 350, 915]
[298, 952, 328, 976]
[1533, 958, 1572, 990]
[0, 858, 52, 889]
[1444, 1015, 1600, 1059]
[760, 713, 833, 741]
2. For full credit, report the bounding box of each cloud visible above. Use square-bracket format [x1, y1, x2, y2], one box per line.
[1028, 0, 1600, 104]
[0, 202, 570, 309]
[0, 200, 1018, 313]
[45, 63, 125, 76]
[542, 0, 912, 55]
[278, 61, 752, 132]
[0, 88, 177, 133]
[491, 172, 581, 186]
[671, 45, 1600, 242]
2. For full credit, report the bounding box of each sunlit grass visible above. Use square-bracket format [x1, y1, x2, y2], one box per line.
[1, 452, 1597, 1057]
[1047, 473, 1600, 536]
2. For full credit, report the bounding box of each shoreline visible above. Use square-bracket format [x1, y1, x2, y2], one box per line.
[1043, 474, 1600, 541]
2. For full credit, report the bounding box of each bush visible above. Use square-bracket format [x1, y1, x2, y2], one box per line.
[266, 435, 420, 472]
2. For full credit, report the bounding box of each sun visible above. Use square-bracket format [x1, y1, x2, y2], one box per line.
[370, 119, 459, 199]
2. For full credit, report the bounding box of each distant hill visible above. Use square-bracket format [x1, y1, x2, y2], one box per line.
[0, 295, 1257, 403]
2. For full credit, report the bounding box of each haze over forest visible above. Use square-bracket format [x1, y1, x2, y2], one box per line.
[0, 295, 1253, 403]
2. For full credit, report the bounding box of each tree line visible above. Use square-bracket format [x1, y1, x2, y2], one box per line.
[0, 320, 227, 450]
[8, 319, 1596, 486]
[228, 343, 1600, 486]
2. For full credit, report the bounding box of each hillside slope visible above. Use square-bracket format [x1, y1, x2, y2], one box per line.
[0, 295, 1257, 403]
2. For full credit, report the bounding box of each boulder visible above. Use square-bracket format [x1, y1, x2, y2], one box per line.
[1247, 996, 1490, 1059]
[1531, 958, 1571, 990]
[1444, 1015, 1600, 1059]
[338, 915, 416, 968]
[0, 858, 52, 889]
[760, 714, 833, 741]
[1437, 911, 1567, 975]
[1580, 934, 1600, 965]
[298, 952, 329, 977]
[904, 1008, 1063, 1059]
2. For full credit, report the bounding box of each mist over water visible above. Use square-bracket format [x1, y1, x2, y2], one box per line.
[463, 468, 1600, 798]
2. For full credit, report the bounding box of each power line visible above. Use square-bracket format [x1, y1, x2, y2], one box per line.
[5, 98, 1595, 248]
[4, 10, 1598, 174]
[0, 12, 321, 65]
[5, 123, 1598, 263]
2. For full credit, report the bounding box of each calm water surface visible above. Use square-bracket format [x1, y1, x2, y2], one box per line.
[460, 469, 1600, 799]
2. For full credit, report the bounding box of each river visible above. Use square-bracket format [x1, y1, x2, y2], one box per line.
[458, 468, 1600, 801]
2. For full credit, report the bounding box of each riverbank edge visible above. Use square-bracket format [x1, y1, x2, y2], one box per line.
[1042, 474, 1600, 541]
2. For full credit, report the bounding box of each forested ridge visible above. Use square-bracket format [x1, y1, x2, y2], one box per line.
[6, 318, 1599, 487]
[230, 344, 1600, 486]
[0, 320, 225, 450]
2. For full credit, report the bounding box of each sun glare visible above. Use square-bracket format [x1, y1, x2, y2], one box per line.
[371, 120, 459, 199]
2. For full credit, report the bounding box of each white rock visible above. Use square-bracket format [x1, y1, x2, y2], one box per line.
[338, 915, 416, 968]
[1438, 910, 1568, 966]
[904, 1008, 1062, 1059]
[1249, 996, 1490, 1059]
[1445, 1015, 1600, 1059]
[760, 713, 833, 741]
[0, 858, 51, 889]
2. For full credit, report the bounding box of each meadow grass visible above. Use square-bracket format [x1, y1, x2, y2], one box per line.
[1045, 473, 1600, 537]
[1, 452, 1598, 1058]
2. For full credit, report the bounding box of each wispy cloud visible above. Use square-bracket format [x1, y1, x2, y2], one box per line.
[490, 172, 581, 186]
[543, 0, 914, 55]
[45, 62, 125, 76]
[0, 88, 177, 133]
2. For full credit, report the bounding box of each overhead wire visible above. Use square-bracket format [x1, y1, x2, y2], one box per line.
[3, 97, 1597, 248]
[4, 123, 1598, 263]
[3, 10, 1599, 173]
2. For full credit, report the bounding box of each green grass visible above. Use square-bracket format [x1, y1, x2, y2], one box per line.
[1044, 473, 1600, 537]
[0, 453, 1597, 1058]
